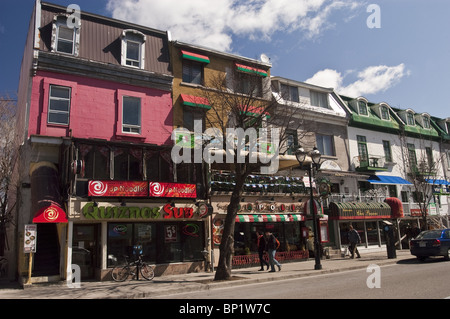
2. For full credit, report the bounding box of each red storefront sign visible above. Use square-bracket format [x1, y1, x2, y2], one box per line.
[149, 182, 196, 198]
[88, 180, 148, 197]
[88, 181, 197, 198]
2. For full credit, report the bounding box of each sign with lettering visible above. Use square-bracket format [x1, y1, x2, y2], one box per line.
[88, 181, 197, 199]
[88, 180, 148, 197]
[149, 182, 196, 198]
[81, 202, 202, 220]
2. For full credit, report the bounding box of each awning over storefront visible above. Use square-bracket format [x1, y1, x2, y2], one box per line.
[384, 197, 404, 218]
[367, 175, 412, 185]
[425, 179, 450, 185]
[328, 202, 392, 220]
[30, 161, 68, 223]
[33, 205, 68, 223]
[236, 214, 305, 223]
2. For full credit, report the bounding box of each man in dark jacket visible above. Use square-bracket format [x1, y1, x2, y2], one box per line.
[348, 225, 361, 259]
[256, 231, 269, 271]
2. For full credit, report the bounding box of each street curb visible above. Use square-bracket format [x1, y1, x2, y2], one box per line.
[112, 256, 405, 299]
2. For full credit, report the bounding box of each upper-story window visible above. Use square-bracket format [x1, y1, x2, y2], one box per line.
[380, 105, 390, 120]
[48, 85, 71, 125]
[182, 60, 203, 85]
[52, 15, 80, 56]
[122, 96, 141, 134]
[406, 112, 415, 126]
[358, 100, 368, 116]
[121, 30, 146, 69]
[422, 116, 431, 129]
[281, 84, 299, 103]
[310, 91, 328, 108]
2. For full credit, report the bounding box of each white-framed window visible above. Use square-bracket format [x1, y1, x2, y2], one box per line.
[122, 96, 141, 134]
[281, 84, 299, 103]
[380, 105, 390, 120]
[316, 134, 335, 156]
[48, 85, 71, 125]
[358, 100, 368, 116]
[422, 116, 431, 129]
[310, 91, 328, 108]
[121, 30, 146, 69]
[52, 15, 80, 56]
[407, 112, 415, 126]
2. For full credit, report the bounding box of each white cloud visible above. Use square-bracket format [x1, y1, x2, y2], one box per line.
[306, 64, 410, 97]
[106, 0, 360, 52]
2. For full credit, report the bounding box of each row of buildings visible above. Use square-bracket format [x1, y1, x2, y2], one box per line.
[4, 1, 450, 283]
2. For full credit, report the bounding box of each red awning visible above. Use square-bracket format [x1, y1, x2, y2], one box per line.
[32, 205, 68, 223]
[181, 50, 210, 63]
[235, 63, 268, 77]
[181, 94, 211, 110]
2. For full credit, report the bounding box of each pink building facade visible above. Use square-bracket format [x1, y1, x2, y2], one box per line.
[8, 1, 208, 284]
[28, 70, 173, 145]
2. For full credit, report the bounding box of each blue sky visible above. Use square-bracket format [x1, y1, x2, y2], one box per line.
[1, 0, 449, 119]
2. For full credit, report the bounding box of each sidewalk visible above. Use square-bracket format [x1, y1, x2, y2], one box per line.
[0, 250, 413, 299]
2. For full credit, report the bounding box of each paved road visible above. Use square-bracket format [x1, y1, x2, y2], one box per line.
[159, 257, 450, 299]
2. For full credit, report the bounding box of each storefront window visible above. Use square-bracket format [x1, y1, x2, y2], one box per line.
[233, 222, 303, 255]
[107, 222, 204, 267]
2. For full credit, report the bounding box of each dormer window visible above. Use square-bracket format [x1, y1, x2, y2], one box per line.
[52, 15, 80, 56]
[422, 116, 431, 129]
[358, 100, 368, 116]
[406, 112, 415, 126]
[310, 91, 328, 108]
[380, 105, 390, 120]
[121, 30, 146, 69]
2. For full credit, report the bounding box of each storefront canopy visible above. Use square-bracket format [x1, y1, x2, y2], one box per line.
[30, 161, 68, 223]
[328, 201, 392, 220]
[236, 214, 305, 223]
[425, 179, 450, 185]
[367, 175, 412, 185]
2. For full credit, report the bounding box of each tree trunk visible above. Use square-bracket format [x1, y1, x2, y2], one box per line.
[214, 172, 245, 281]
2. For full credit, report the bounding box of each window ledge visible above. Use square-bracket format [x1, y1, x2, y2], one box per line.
[115, 132, 146, 142]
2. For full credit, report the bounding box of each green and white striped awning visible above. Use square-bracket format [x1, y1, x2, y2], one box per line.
[235, 214, 305, 223]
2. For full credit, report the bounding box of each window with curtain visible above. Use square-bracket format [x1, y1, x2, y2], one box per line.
[182, 60, 203, 84]
[316, 134, 335, 156]
[310, 91, 328, 108]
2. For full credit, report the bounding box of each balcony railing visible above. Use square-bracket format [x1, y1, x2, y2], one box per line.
[354, 155, 388, 172]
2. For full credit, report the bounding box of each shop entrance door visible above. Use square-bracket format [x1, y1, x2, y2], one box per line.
[72, 224, 99, 280]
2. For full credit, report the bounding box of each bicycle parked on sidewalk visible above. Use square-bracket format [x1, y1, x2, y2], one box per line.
[111, 254, 155, 282]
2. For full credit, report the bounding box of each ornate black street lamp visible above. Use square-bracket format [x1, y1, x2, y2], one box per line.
[295, 146, 322, 270]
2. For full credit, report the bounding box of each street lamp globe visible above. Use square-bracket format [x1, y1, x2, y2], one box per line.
[311, 147, 321, 165]
[295, 146, 307, 165]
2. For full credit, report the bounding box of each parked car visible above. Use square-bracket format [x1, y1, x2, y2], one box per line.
[410, 229, 450, 261]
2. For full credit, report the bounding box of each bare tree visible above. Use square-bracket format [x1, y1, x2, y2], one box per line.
[189, 72, 306, 280]
[398, 130, 445, 230]
[0, 93, 18, 256]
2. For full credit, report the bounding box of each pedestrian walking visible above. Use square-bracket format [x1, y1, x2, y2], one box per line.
[347, 225, 361, 258]
[265, 231, 281, 272]
[256, 231, 269, 271]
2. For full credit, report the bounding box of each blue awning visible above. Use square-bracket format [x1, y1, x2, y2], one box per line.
[367, 175, 412, 185]
[426, 179, 450, 185]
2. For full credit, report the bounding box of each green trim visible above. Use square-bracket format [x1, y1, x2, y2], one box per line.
[183, 101, 211, 110]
